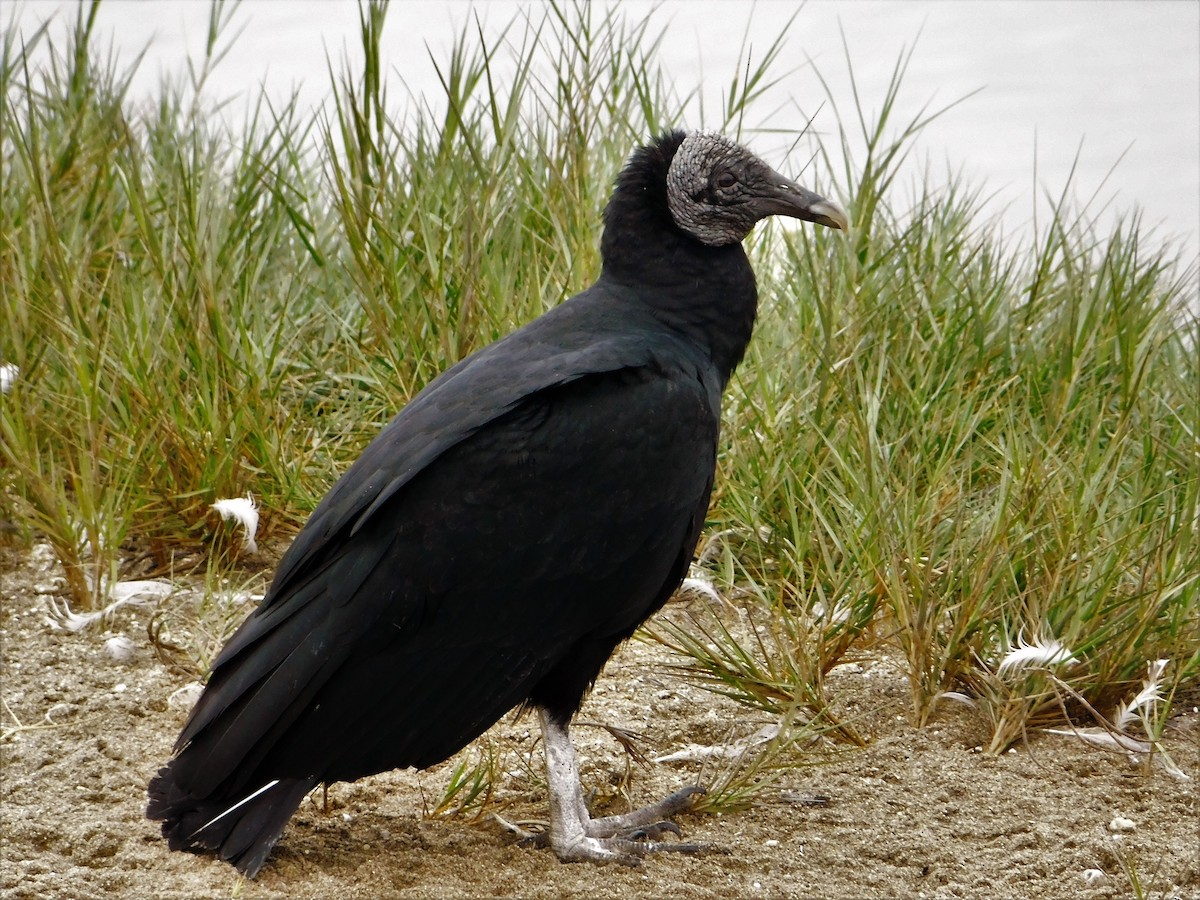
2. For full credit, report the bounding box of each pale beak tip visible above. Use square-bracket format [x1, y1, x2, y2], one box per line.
[807, 199, 850, 231]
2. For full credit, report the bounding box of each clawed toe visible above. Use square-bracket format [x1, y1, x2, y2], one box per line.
[503, 814, 707, 858]
[492, 813, 549, 848]
[552, 835, 651, 866]
[638, 839, 722, 856]
[627, 820, 682, 841]
[586, 784, 706, 838]
[552, 834, 724, 865]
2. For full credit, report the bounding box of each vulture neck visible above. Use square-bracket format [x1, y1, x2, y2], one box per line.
[599, 194, 758, 386]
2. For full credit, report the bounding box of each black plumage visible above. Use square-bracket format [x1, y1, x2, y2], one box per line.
[147, 129, 847, 876]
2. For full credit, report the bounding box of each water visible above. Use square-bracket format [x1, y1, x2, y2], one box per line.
[9, 0, 1200, 280]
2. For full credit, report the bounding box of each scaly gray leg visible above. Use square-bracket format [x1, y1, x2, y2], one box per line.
[537, 707, 708, 864]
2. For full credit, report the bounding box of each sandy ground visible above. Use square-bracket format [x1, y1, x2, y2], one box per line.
[2, 542, 1197, 899]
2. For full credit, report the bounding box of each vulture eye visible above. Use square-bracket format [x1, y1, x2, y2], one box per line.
[715, 171, 737, 189]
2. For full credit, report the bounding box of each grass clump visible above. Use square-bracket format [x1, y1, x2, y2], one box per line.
[1, 0, 679, 601]
[2, 0, 1196, 815]
[690, 41, 1199, 753]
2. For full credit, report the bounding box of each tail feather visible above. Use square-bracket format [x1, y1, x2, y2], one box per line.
[147, 767, 317, 877]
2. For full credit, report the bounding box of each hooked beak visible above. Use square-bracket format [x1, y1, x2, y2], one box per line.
[755, 173, 850, 231]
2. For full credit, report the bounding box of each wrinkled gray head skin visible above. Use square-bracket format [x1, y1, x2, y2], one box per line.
[666, 131, 848, 246]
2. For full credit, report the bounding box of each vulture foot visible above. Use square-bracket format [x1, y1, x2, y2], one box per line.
[537, 710, 720, 865]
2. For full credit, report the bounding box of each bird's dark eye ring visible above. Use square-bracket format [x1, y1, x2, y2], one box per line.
[716, 172, 737, 189]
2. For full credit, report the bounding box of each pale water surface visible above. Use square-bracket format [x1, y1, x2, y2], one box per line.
[10, 1, 1200, 280]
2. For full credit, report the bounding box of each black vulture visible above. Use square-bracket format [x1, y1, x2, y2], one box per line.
[147, 130, 847, 876]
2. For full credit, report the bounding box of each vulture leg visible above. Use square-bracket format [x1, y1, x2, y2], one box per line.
[538, 708, 707, 864]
